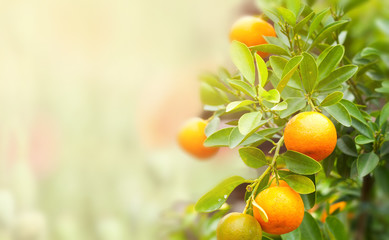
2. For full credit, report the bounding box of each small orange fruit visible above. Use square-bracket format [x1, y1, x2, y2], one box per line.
[253, 186, 304, 235]
[177, 118, 219, 159]
[284, 112, 337, 161]
[321, 201, 347, 222]
[230, 16, 276, 58]
[217, 212, 262, 240]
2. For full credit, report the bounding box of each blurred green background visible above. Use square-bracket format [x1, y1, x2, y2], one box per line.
[0, 0, 257, 239]
[0, 0, 388, 239]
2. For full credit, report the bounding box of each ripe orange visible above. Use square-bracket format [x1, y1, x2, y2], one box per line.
[230, 16, 276, 58]
[253, 186, 304, 235]
[321, 201, 346, 222]
[217, 212, 262, 240]
[284, 112, 337, 161]
[177, 118, 219, 159]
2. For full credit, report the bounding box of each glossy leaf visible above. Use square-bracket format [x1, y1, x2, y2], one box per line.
[230, 41, 255, 85]
[317, 65, 358, 90]
[318, 45, 345, 80]
[311, 20, 349, 48]
[351, 118, 374, 139]
[295, 12, 314, 33]
[337, 135, 357, 157]
[307, 8, 330, 42]
[228, 79, 257, 99]
[239, 147, 268, 168]
[226, 100, 256, 112]
[281, 228, 301, 240]
[279, 97, 306, 118]
[357, 152, 379, 177]
[324, 103, 352, 127]
[379, 102, 389, 126]
[319, 91, 344, 107]
[301, 174, 316, 210]
[229, 127, 246, 148]
[205, 117, 220, 137]
[263, 89, 280, 103]
[255, 53, 268, 87]
[272, 101, 288, 111]
[200, 82, 228, 106]
[238, 112, 263, 135]
[277, 56, 304, 93]
[204, 127, 234, 147]
[300, 52, 317, 92]
[195, 176, 246, 212]
[299, 212, 324, 240]
[278, 7, 297, 26]
[325, 216, 348, 240]
[355, 135, 374, 145]
[283, 175, 315, 194]
[282, 151, 322, 175]
[251, 44, 290, 56]
[340, 99, 367, 124]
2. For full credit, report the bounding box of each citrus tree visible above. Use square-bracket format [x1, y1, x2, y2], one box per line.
[176, 0, 389, 239]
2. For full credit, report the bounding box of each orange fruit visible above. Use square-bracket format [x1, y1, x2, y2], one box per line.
[284, 112, 337, 161]
[321, 201, 347, 222]
[230, 16, 276, 58]
[177, 118, 219, 159]
[253, 186, 304, 235]
[217, 212, 262, 240]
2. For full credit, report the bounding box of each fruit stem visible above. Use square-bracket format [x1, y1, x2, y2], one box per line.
[242, 136, 284, 214]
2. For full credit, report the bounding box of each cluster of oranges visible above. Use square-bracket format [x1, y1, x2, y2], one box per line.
[178, 15, 340, 239]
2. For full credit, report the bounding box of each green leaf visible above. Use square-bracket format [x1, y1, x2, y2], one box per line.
[199, 73, 229, 92]
[379, 102, 389, 126]
[340, 99, 366, 124]
[238, 112, 263, 135]
[255, 53, 268, 87]
[319, 91, 344, 107]
[230, 41, 256, 85]
[277, 56, 304, 93]
[226, 100, 256, 112]
[351, 118, 374, 139]
[299, 212, 323, 240]
[287, 0, 301, 16]
[355, 135, 374, 145]
[325, 216, 348, 240]
[228, 79, 257, 99]
[205, 117, 220, 137]
[301, 174, 316, 210]
[324, 103, 351, 127]
[295, 12, 314, 33]
[300, 52, 318, 92]
[357, 152, 379, 177]
[337, 136, 357, 157]
[200, 82, 228, 106]
[279, 97, 306, 118]
[271, 101, 288, 111]
[317, 65, 358, 90]
[311, 20, 349, 48]
[317, 45, 345, 80]
[317, 45, 334, 66]
[307, 8, 330, 42]
[239, 147, 268, 168]
[283, 175, 315, 194]
[278, 7, 297, 26]
[263, 89, 280, 103]
[204, 127, 234, 147]
[195, 176, 246, 212]
[241, 127, 283, 146]
[229, 127, 246, 148]
[251, 44, 290, 56]
[281, 228, 301, 240]
[281, 150, 322, 175]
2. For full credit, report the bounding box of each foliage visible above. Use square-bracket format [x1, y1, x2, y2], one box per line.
[172, 0, 389, 239]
